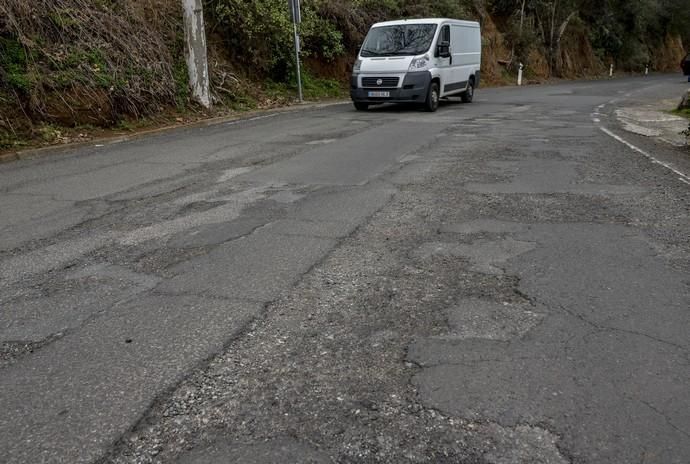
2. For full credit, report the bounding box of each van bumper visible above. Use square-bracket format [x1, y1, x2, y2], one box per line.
[350, 72, 431, 103]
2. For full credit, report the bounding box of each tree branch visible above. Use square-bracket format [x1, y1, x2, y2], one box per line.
[557, 10, 578, 43]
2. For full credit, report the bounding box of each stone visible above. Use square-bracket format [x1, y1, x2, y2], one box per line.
[678, 89, 690, 110]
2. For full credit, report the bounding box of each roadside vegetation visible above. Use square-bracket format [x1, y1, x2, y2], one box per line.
[1, 0, 688, 149]
[676, 88, 690, 143]
[677, 95, 690, 144]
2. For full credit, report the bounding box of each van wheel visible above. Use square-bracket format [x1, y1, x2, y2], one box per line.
[425, 82, 440, 112]
[461, 80, 474, 103]
[353, 102, 369, 111]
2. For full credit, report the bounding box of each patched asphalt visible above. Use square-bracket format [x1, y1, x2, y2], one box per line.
[1, 75, 689, 463]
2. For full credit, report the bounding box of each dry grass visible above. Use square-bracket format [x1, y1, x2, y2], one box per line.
[0, 0, 182, 127]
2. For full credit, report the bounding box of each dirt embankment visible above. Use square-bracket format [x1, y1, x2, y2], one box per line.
[0, 0, 686, 151]
[653, 34, 686, 72]
[479, 19, 686, 84]
[0, 0, 183, 147]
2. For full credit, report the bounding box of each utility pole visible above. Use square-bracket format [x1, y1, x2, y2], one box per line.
[289, 0, 303, 102]
[182, 0, 211, 108]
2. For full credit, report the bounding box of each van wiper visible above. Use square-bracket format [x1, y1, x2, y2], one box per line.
[361, 49, 383, 56]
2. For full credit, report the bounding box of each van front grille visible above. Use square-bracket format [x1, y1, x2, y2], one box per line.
[362, 77, 399, 88]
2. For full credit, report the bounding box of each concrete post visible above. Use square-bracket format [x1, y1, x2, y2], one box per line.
[293, 22, 303, 102]
[517, 63, 524, 86]
[182, 0, 211, 108]
[609, 64, 614, 78]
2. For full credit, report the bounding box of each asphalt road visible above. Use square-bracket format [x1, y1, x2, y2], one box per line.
[1, 75, 688, 464]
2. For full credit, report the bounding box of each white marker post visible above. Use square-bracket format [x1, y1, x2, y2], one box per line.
[609, 64, 614, 78]
[645, 64, 649, 76]
[517, 63, 524, 86]
[289, 0, 303, 102]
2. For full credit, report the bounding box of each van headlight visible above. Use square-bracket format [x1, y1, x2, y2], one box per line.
[353, 59, 362, 73]
[409, 54, 430, 71]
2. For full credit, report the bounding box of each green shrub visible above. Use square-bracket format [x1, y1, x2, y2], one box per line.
[211, 0, 345, 79]
[0, 36, 34, 92]
[173, 59, 190, 109]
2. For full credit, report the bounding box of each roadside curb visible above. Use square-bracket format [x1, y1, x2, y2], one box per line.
[0, 99, 350, 165]
[613, 99, 689, 148]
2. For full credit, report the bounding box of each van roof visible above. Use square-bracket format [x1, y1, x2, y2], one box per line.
[371, 18, 480, 28]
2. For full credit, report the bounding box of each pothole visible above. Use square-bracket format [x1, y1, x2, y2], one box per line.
[475, 423, 569, 464]
[177, 436, 332, 464]
[439, 219, 528, 235]
[440, 299, 544, 341]
[411, 238, 536, 275]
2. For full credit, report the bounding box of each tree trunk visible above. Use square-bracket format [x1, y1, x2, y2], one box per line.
[548, 0, 558, 75]
[182, 0, 211, 108]
[551, 10, 577, 76]
[510, 0, 527, 66]
[472, 0, 489, 21]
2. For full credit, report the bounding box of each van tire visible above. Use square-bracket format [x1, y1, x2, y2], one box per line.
[425, 82, 440, 112]
[353, 102, 369, 111]
[461, 80, 474, 103]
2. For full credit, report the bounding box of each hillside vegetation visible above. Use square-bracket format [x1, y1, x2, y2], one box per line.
[0, 0, 687, 148]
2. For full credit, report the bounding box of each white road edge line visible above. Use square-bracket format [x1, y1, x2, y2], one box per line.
[226, 113, 279, 126]
[248, 114, 279, 121]
[600, 127, 690, 186]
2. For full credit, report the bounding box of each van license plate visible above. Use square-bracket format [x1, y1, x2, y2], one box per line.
[368, 91, 390, 98]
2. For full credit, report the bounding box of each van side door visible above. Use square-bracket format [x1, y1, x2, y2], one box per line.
[443, 24, 470, 96]
[451, 25, 481, 90]
[436, 24, 453, 96]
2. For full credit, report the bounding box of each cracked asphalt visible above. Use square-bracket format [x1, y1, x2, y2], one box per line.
[1, 74, 689, 464]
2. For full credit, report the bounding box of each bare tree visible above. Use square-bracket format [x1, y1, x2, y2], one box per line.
[534, 0, 578, 76]
[511, 0, 527, 66]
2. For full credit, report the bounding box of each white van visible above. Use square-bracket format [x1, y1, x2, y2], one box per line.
[350, 18, 481, 112]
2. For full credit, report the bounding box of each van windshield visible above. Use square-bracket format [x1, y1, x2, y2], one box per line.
[361, 24, 437, 57]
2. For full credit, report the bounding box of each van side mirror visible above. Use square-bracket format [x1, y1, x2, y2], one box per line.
[437, 42, 451, 58]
